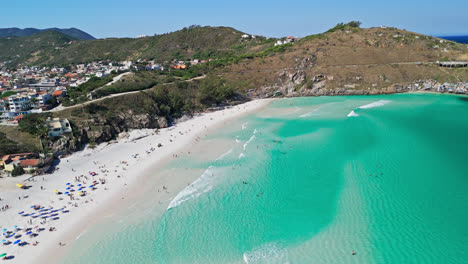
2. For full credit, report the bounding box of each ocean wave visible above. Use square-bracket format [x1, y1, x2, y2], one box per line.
[347, 110, 359, 117]
[167, 166, 216, 210]
[243, 129, 258, 151]
[358, 100, 391, 109]
[216, 148, 233, 161]
[348, 100, 391, 117]
[243, 242, 289, 264]
[242, 122, 248, 130]
[239, 153, 245, 159]
[299, 108, 318, 118]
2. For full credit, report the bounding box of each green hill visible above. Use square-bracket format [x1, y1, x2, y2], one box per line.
[0, 30, 76, 65]
[0, 26, 274, 67]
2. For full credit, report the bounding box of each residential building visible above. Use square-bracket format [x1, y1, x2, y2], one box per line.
[46, 118, 72, 137]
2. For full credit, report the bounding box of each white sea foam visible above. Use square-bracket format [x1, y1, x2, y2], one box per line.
[167, 166, 216, 210]
[243, 129, 258, 150]
[216, 148, 233, 161]
[348, 100, 391, 117]
[358, 100, 391, 109]
[242, 122, 248, 130]
[243, 242, 289, 264]
[299, 108, 319, 118]
[239, 153, 245, 159]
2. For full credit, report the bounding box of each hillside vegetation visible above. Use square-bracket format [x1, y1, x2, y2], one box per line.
[0, 26, 275, 66]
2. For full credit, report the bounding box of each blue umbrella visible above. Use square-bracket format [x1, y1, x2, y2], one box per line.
[66, 183, 70, 185]
[78, 188, 83, 191]
[0, 239, 5, 243]
[13, 239, 20, 244]
[89, 185, 93, 188]
[2, 229, 6, 232]
[18, 211, 24, 214]
[77, 184, 82, 186]
[25, 231, 32, 235]
[66, 187, 71, 190]
[64, 192, 69, 195]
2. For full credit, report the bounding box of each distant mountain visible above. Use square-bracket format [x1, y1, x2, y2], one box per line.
[0, 30, 77, 65]
[0, 27, 95, 40]
[438, 35, 468, 44]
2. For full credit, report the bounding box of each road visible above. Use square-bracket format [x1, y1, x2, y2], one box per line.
[49, 74, 206, 112]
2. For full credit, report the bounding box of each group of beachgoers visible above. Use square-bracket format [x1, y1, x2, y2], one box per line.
[0, 143, 166, 260]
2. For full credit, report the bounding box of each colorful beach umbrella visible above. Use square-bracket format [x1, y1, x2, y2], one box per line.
[13, 240, 20, 244]
[18, 211, 24, 215]
[0, 253, 6, 257]
[16, 184, 24, 188]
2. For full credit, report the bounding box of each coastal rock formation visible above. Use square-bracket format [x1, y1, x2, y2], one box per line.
[47, 110, 169, 155]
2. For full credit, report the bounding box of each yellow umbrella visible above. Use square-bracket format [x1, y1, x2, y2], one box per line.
[16, 184, 24, 188]
[77, 192, 82, 195]
[53, 190, 59, 193]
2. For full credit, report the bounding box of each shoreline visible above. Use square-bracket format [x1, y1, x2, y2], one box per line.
[0, 98, 273, 264]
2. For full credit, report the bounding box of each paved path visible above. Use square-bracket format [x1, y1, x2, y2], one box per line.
[49, 75, 206, 112]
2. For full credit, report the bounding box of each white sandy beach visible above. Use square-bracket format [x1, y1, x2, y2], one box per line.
[0, 99, 272, 264]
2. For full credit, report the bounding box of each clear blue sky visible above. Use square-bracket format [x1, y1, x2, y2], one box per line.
[2, 0, 467, 38]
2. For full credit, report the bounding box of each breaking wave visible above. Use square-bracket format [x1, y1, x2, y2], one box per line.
[359, 100, 391, 109]
[167, 166, 217, 210]
[216, 148, 233, 161]
[347, 110, 359, 117]
[348, 100, 391, 117]
[242, 122, 248, 130]
[243, 129, 258, 151]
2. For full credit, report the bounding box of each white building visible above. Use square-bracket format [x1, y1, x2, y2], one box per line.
[46, 118, 72, 137]
[8, 94, 32, 113]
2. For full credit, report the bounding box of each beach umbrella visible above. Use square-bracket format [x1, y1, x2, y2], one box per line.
[1, 229, 6, 232]
[89, 185, 93, 188]
[66, 183, 70, 185]
[18, 211, 24, 215]
[66, 187, 71, 190]
[25, 231, 32, 235]
[12, 226, 17, 229]
[16, 184, 24, 188]
[0, 240, 5, 243]
[64, 192, 69, 195]
[53, 190, 58, 193]
[77, 184, 82, 186]
[13, 240, 20, 245]
[0, 253, 6, 257]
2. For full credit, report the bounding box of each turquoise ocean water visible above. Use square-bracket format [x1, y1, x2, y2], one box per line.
[63, 94, 468, 263]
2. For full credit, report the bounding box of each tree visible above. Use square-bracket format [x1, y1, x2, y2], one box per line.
[46, 97, 57, 106]
[11, 165, 25, 177]
[198, 74, 235, 105]
[18, 113, 48, 137]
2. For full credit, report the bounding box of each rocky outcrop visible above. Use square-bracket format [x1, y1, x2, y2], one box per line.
[47, 109, 169, 155]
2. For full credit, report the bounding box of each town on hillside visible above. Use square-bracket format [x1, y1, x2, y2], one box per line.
[0, 56, 227, 124]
